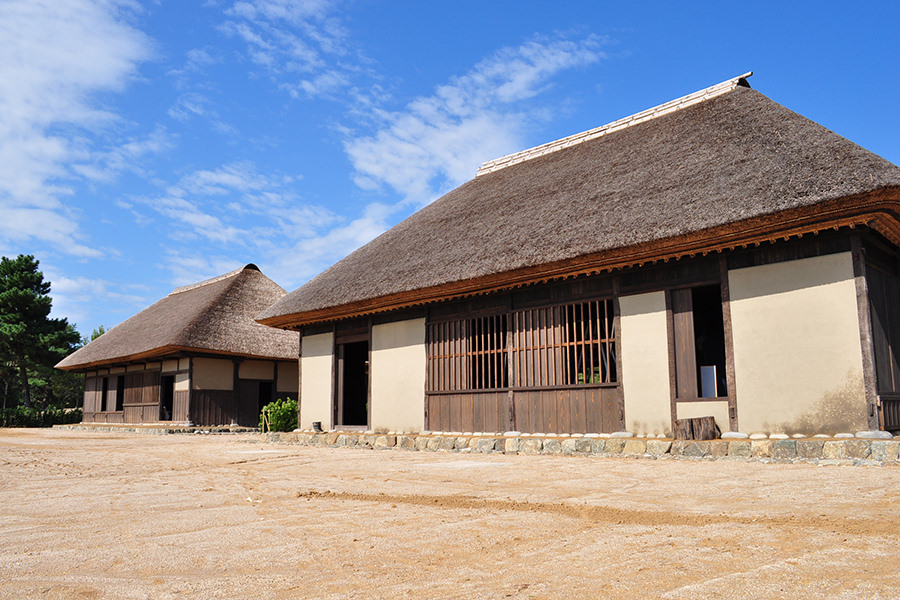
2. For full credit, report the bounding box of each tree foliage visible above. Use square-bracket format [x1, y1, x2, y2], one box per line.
[0, 255, 81, 408]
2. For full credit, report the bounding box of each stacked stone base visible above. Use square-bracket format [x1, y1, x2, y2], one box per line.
[264, 431, 900, 466]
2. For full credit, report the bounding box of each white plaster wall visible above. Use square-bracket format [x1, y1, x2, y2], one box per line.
[192, 358, 233, 391]
[370, 318, 427, 433]
[300, 333, 334, 430]
[729, 252, 867, 434]
[277, 361, 299, 393]
[239, 360, 274, 380]
[174, 372, 190, 392]
[676, 401, 730, 432]
[620, 291, 672, 436]
[161, 359, 179, 373]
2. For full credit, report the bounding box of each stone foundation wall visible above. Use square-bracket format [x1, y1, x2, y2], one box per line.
[264, 431, 900, 466]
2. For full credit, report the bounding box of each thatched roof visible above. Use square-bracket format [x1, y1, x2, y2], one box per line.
[258, 75, 900, 329]
[58, 265, 298, 370]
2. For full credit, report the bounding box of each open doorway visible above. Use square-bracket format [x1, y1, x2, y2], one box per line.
[160, 375, 175, 421]
[336, 340, 369, 427]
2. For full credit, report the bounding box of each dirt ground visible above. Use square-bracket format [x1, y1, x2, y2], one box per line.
[1, 430, 900, 600]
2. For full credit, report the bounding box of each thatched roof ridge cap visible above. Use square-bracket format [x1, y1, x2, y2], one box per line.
[477, 71, 753, 176]
[169, 263, 259, 296]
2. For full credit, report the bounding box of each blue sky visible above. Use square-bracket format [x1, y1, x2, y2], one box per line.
[1, 0, 898, 337]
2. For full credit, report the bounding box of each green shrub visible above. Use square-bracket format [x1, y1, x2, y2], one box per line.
[0, 406, 82, 427]
[259, 397, 297, 432]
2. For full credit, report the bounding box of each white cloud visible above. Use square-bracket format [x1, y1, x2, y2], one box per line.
[220, 0, 354, 98]
[344, 35, 607, 205]
[0, 0, 153, 256]
[47, 270, 151, 331]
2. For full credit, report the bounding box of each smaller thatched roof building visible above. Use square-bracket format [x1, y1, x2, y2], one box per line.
[58, 265, 299, 427]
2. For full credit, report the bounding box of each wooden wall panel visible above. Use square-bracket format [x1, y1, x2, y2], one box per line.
[512, 387, 621, 434]
[173, 390, 190, 422]
[425, 392, 508, 432]
[191, 390, 233, 426]
[124, 405, 143, 423]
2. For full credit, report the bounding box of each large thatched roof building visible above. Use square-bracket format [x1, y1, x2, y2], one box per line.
[58, 265, 299, 426]
[260, 73, 900, 437]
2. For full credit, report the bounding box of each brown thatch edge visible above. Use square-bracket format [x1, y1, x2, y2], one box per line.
[258, 186, 900, 330]
[57, 345, 297, 372]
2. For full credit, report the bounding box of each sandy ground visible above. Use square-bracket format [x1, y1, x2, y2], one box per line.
[1, 430, 900, 600]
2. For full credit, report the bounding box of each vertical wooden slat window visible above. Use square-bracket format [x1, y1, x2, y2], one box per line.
[510, 298, 616, 388]
[426, 314, 508, 391]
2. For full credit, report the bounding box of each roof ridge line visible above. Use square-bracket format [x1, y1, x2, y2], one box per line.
[476, 71, 753, 177]
[169, 264, 256, 296]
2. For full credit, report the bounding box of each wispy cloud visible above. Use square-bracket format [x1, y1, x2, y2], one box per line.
[220, 0, 356, 99]
[344, 35, 607, 205]
[46, 270, 150, 330]
[0, 0, 153, 257]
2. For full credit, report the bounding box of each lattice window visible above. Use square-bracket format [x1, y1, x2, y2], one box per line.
[510, 299, 616, 388]
[426, 314, 508, 392]
[426, 298, 616, 392]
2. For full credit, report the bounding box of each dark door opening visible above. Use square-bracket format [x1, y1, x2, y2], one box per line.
[258, 380, 273, 415]
[336, 340, 369, 427]
[160, 375, 175, 421]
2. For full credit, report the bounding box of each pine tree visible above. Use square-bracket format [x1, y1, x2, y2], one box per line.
[0, 255, 81, 408]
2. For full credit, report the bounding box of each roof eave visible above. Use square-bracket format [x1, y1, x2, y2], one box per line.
[260, 186, 900, 331]
[56, 344, 298, 372]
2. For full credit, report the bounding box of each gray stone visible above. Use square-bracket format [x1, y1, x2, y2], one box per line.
[610, 431, 635, 438]
[797, 439, 825, 460]
[521, 438, 543, 454]
[574, 438, 593, 454]
[749, 433, 768, 440]
[669, 440, 687, 456]
[683, 441, 711, 458]
[728, 440, 751, 457]
[398, 435, 416, 449]
[751, 440, 774, 458]
[504, 438, 520, 454]
[721, 431, 749, 439]
[870, 440, 900, 462]
[769, 433, 789, 440]
[374, 435, 396, 449]
[426, 436, 442, 451]
[791, 433, 808, 439]
[414, 436, 430, 451]
[646, 440, 672, 456]
[337, 434, 356, 447]
[812, 434, 831, 439]
[822, 441, 845, 460]
[590, 438, 607, 454]
[605, 438, 626, 454]
[773, 439, 798, 460]
[454, 437, 471, 450]
[467, 437, 480, 451]
[623, 439, 646, 456]
[709, 440, 729, 458]
[834, 433, 855, 439]
[561, 438, 578, 455]
[843, 439, 871, 459]
[477, 438, 499, 453]
[855, 430, 894, 440]
[542, 439, 562, 454]
[440, 436, 458, 451]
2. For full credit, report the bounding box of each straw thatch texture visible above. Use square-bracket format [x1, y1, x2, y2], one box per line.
[259, 85, 900, 327]
[58, 265, 298, 370]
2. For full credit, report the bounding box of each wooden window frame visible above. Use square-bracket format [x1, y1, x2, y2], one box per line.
[426, 297, 617, 394]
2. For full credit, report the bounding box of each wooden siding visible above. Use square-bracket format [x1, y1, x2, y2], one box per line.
[426, 392, 509, 433]
[173, 390, 190, 422]
[514, 387, 621, 434]
[190, 390, 233, 426]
